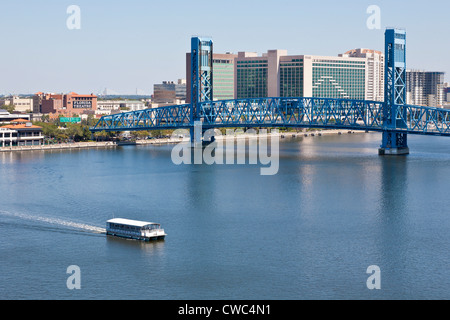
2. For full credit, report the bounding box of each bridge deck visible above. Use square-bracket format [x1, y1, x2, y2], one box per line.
[90, 97, 450, 137]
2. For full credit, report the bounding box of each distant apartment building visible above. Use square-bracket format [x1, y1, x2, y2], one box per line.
[406, 71, 445, 107]
[444, 85, 450, 102]
[33, 93, 44, 113]
[0, 96, 34, 113]
[36, 92, 98, 117]
[339, 49, 384, 101]
[443, 85, 450, 109]
[153, 80, 186, 105]
[235, 50, 368, 101]
[97, 99, 146, 115]
[186, 52, 237, 102]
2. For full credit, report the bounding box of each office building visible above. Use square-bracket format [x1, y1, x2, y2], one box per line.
[406, 70, 445, 107]
[212, 53, 237, 100]
[307, 55, 367, 100]
[37, 92, 98, 117]
[153, 80, 186, 105]
[235, 50, 287, 99]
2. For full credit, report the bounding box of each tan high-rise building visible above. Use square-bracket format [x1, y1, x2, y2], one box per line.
[339, 49, 384, 102]
[235, 50, 287, 99]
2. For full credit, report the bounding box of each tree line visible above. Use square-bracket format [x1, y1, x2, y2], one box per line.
[33, 115, 174, 143]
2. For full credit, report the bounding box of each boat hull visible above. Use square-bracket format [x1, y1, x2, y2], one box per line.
[106, 231, 166, 241]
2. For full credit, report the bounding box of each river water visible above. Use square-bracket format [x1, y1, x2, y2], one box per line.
[1, 132, 449, 300]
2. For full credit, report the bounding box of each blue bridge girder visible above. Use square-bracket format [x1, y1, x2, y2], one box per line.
[90, 97, 450, 137]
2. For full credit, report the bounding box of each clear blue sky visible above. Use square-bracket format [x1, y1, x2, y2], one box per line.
[1, 0, 449, 95]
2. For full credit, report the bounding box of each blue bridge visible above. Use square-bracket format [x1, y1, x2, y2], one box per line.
[91, 29, 450, 155]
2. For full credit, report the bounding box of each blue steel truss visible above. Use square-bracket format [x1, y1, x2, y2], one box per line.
[90, 97, 450, 137]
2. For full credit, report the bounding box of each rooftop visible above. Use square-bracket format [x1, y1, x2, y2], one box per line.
[1, 119, 42, 129]
[106, 218, 159, 227]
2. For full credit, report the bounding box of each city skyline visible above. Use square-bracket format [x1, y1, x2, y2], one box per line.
[1, 0, 449, 95]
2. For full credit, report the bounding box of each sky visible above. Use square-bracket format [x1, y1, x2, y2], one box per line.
[0, 0, 449, 95]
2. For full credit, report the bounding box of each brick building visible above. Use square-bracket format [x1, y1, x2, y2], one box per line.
[36, 92, 97, 117]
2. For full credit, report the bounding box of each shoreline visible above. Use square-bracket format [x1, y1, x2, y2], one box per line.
[0, 129, 367, 152]
[0, 141, 117, 153]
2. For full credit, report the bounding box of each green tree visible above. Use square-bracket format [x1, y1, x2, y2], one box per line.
[151, 130, 162, 137]
[94, 130, 108, 141]
[66, 123, 84, 141]
[4, 104, 15, 113]
[131, 130, 149, 140]
[33, 121, 59, 139]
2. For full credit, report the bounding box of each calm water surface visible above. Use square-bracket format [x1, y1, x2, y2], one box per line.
[1, 132, 449, 299]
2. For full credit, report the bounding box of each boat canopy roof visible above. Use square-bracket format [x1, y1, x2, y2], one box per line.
[107, 218, 159, 227]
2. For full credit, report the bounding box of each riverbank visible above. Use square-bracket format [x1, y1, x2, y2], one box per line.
[0, 129, 365, 152]
[0, 141, 117, 152]
[136, 129, 365, 144]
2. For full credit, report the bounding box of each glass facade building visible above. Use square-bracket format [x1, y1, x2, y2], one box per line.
[311, 59, 366, 100]
[280, 58, 304, 97]
[236, 60, 268, 99]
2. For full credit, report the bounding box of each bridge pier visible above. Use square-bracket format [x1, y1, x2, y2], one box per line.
[379, 29, 409, 156]
[378, 132, 409, 155]
[190, 121, 215, 148]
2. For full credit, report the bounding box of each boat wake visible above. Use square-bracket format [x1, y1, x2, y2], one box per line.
[0, 210, 106, 234]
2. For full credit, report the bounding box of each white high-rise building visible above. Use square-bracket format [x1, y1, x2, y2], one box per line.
[339, 49, 384, 102]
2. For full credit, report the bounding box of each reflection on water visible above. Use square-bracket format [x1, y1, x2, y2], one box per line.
[106, 235, 166, 256]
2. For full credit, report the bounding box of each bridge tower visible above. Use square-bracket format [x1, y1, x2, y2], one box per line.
[379, 28, 409, 155]
[190, 37, 213, 144]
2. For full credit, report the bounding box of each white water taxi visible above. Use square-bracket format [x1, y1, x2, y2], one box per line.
[106, 218, 166, 241]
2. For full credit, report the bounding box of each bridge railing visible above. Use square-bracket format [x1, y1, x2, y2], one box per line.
[91, 104, 192, 132]
[392, 104, 450, 136]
